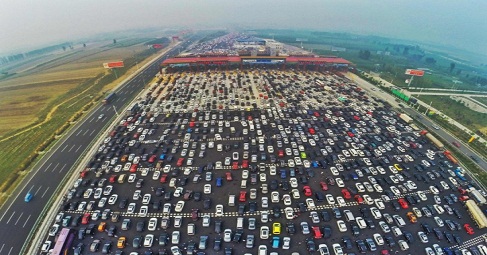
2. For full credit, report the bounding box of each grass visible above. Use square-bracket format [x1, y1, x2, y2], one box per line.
[472, 97, 487, 106]
[419, 95, 487, 132]
[0, 38, 165, 199]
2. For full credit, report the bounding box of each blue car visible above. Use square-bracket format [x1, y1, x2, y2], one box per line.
[24, 192, 33, 202]
[159, 153, 166, 160]
[280, 169, 287, 179]
[216, 177, 223, 187]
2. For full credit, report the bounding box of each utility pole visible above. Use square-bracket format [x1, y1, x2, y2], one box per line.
[112, 105, 119, 117]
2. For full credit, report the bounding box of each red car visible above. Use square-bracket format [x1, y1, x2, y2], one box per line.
[464, 223, 474, 235]
[232, 162, 239, 170]
[312, 226, 322, 239]
[381, 250, 390, 255]
[398, 198, 409, 209]
[278, 150, 284, 158]
[354, 195, 364, 204]
[176, 158, 184, 166]
[341, 189, 351, 199]
[320, 182, 328, 191]
[239, 191, 247, 202]
[226, 172, 233, 181]
[81, 213, 91, 225]
[313, 112, 320, 117]
[148, 155, 157, 163]
[109, 175, 117, 183]
[129, 164, 138, 173]
[160, 174, 168, 183]
[80, 169, 89, 178]
[242, 160, 249, 168]
[308, 128, 316, 135]
[303, 186, 312, 197]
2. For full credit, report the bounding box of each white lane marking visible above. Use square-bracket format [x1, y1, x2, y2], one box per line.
[75, 129, 83, 136]
[0, 244, 4, 254]
[68, 144, 76, 152]
[75, 144, 83, 153]
[34, 186, 42, 195]
[41, 187, 50, 198]
[6, 211, 15, 224]
[60, 144, 69, 152]
[22, 214, 31, 228]
[14, 212, 23, 225]
[51, 162, 60, 173]
[89, 129, 96, 136]
[83, 129, 89, 136]
[7, 246, 12, 255]
[59, 164, 67, 173]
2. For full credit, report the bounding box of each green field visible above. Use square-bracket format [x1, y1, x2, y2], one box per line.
[0, 37, 170, 201]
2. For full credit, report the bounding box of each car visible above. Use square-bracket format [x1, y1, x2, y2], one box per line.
[260, 226, 270, 239]
[464, 223, 474, 235]
[337, 220, 347, 232]
[215, 204, 224, 216]
[333, 243, 344, 255]
[303, 185, 312, 196]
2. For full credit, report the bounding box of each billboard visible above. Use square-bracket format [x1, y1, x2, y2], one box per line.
[103, 61, 124, 69]
[405, 69, 425, 76]
[152, 44, 163, 49]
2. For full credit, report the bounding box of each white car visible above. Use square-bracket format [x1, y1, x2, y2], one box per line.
[144, 234, 154, 247]
[174, 201, 185, 212]
[306, 198, 316, 209]
[356, 183, 366, 192]
[283, 194, 292, 206]
[371, 207, 382, 219]
[108, 194, 118, 205]
[148, 218, 158, 231]
[242, 170, 249, 179]
[271, 191, 280, 203]
[163, 203, 171, 214]
[374, 233, 384, 245]
[336, 178, 345, 187]
[291, 189, 301, 199]
[375, 199, 385, 210]
[142, 194, 151, 204]
[337, 196, 346, 206]
[215, 204, 224, 216]
[333, 243, 344, 255]
[429, 186, 440, 194]
[259, 173, 267, 182]
[290, 178, 298, 188]
[261, 197, 269, 208]
[326, 194, 335, 205]
[337, 220, 347, 232]
[285, 207, 294, 220]
[139, 205, 148, 217]
[260, 226, 270, 239]
[204, 184, 212, 194]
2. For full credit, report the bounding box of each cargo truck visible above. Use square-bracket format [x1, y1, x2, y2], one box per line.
[103, 92, 116, 105]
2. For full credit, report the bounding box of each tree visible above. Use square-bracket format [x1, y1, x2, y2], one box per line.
[113, 39, 117, 44]
[450, 62, 456, 73]
[402, 47, 409, 56]
[358, 50, 371, 60]
[425, 57, 436, 64]
[62, 46, 66, 51]
[83, 43, 86, 48]
[456, 69, 462, 75]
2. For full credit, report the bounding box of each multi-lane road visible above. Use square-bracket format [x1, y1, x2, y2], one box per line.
[0, 39, 193, 255]
[348, 73, 487, 187]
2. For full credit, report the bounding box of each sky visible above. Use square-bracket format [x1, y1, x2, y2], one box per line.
[1, 0, 486, 56]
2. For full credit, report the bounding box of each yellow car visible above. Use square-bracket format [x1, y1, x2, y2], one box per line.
[272, 222, 281, 235]
[394, 164, 403, 171]
[117, 236, 126, 248]
[406, 212, 417, 223]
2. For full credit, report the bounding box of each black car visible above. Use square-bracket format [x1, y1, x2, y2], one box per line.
[73, 243, 84, 255]
[332, 208, 342, 219]
[102, 241, 112, 254]
[213, 237, 222, 251]
[356, 239, 367, 253]
[385, 235, 396, 247]
[136, 221, 145, 232]
[342, 236, 353, 250]
[214, 220, 222, 234]
[321, 210, 331, 222]
[286, 222, 296, 235]
[159, 233, 168, 246]
[306, 239, 316, 252]
[203, 198, 212, 209]
[322, 225, 332, 238]
[403, 231, 414, 243]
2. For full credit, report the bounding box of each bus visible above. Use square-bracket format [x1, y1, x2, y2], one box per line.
[51, 228, 75, 255]
[102, 92, 116, 105]
[465, 200, 487, 229]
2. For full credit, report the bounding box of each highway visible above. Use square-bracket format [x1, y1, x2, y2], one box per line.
[0, 39, 193, 255]
[347, 73, 487, 188]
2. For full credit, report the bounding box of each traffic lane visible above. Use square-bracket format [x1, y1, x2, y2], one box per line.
[403, 108, 487, 171]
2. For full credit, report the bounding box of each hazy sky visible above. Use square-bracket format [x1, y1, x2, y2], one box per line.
[1, 0, 486, 56]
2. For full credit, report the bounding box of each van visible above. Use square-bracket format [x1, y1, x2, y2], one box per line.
[398, 240, 409, 251]
[344, 210, 355, 222]
[228, 195, 236, 207]
[477, 244, 487, 255]
[241, 180, 247, 189]
[117, 174, 126, 184]
[236, 217, 244, 230]
[193, 174, 201, 183]
[187, 223, 195, 235]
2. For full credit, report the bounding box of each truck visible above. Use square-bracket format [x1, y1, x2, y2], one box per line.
[102, 92, 116, 105]
[444, 151, 459, 165]
[465, 200, 487, 228]
[398, 113, 413, 124]
[467, 188, 487, 205]
[425, 133, 444, 150]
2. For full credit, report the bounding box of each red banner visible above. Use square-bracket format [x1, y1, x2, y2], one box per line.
[153, 44, 163, 49]
[405, 69, 425, 76]
[103, 61, 124, 69]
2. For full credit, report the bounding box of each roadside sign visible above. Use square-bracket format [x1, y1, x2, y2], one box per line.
[405, 69, 425, 76]
[103, 61, 124, 69]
